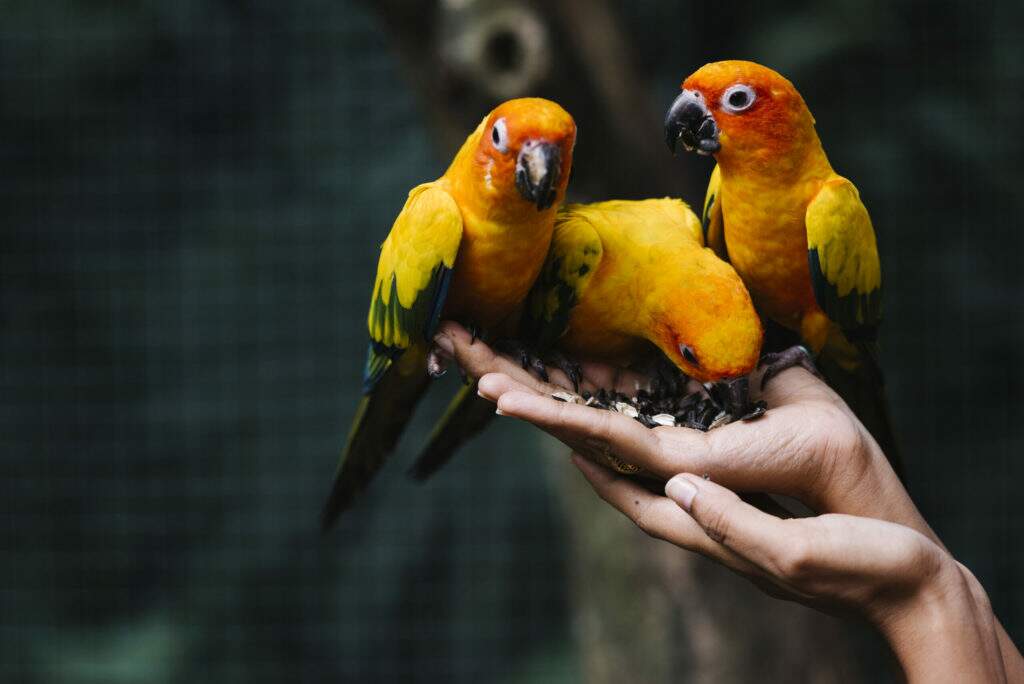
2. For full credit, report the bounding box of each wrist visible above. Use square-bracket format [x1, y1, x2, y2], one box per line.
[873, 556, 1004, 681]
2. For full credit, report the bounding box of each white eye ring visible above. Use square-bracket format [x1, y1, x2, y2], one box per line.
[491, 117, 509, 153]
[720, 84, 756, 114]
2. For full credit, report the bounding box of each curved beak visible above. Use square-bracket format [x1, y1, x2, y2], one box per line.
[665, 90, 720, 156]
[515, 141, 562, 210]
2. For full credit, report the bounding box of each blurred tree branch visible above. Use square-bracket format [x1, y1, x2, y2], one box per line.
[363, 0, 689, 201]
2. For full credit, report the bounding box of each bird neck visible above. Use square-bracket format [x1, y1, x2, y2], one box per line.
[717, 125, 831, 188]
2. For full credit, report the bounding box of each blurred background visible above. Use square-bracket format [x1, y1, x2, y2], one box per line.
[3, 0, 1022, 681]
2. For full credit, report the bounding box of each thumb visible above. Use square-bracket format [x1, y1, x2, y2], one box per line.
[665, 474, 789, 566]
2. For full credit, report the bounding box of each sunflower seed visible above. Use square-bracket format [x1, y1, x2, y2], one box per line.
[708, 411, 731, 429]
[613, 401, 639, 418]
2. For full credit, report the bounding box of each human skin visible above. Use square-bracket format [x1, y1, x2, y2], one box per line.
[431, 321, 1023, 682]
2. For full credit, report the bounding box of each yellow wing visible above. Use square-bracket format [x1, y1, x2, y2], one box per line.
[701, 164, 726, 257]
[524, 204, 604, 350]
[805, 177, 881, 337]
[364, 183, 463, 392]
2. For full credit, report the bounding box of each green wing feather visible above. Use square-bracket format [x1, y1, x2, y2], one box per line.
[363, 183, 463, 392]
[805, 177, 902, 476]
[322, 183, 463, 529]
[701, 164, 727, 258]
[523, 205, 604, 351]
[805, 177, 882, 341]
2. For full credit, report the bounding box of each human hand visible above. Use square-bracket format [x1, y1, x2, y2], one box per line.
[432, 321, 1022, 680]
[433, 321, 931, 541]
[570, 459, 1006, 681]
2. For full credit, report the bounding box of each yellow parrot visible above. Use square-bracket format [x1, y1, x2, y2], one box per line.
[409, 198, 764, 480]
[664, 60, 899, 470]
[322, 98, 576, 529]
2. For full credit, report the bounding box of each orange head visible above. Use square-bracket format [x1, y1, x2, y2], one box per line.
[653, 251, 763, 383]
[665, 61, 817, 169]
[472, 98, 576, 211]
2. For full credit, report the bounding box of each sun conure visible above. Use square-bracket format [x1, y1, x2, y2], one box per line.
[408, 198, 764, 480]
[664, 60, 900, 472]
[322, 98, 576, 529]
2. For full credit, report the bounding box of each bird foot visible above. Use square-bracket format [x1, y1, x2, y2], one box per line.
[495, 338, 549, 383]
[426, 347, 448, 379]
[712, 376, 767, 422]
[466, 323, 486, 345]
[546, 350, 583, 393]
[758, 345, 822, 390]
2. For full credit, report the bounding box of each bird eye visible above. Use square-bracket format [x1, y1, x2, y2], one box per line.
[679, 344, 699, 366]
[720, 84, 756, 114]
[491, 117, 509, 153]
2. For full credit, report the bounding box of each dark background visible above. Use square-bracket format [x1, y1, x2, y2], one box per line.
[3, 1, 1022, 681]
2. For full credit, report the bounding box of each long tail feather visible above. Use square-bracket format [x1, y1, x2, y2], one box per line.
[321, 349, 431, 531]
[407, 381, 497, 481]
[818, 342, 905, 480]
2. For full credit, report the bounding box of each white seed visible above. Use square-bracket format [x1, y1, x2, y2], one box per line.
[614, 401, 639, 418]
[552, 390, 581, 404]
[650, 413, 676, 427]
[708, 411, 731, 429]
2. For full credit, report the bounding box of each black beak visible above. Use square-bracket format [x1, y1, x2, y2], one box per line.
[515, 141, 561, 210]
[665, 90, 720, 156]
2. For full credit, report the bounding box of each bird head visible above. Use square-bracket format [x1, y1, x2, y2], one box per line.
[665, 61, 816, 168]
[475, 98, 576, 211]
[654, 255, 763, 383]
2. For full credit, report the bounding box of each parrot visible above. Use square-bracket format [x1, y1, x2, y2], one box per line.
[408, 197, 764, 480]
[321, 98, 576, 530]
[663, 60, 901, 472]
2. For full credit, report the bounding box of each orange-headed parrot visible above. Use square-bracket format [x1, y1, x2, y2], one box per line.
[409, 198, 764, 480]
[664, 60, 900, 471]
[322, 98, 576, 529]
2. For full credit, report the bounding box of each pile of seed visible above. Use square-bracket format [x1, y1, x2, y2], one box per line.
[551, 384, 766, 431]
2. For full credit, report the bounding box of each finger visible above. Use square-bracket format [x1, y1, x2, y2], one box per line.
[665, 474, 812, 579]
[478, 373, 543, 402]
[479, 375, 611, 457]
[434, 322, 554, 394]
[572, 455, 762, 576]
[496, 390, 662, 466]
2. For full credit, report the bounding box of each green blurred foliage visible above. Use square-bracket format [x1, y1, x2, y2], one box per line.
[1, 0, 1022, 682]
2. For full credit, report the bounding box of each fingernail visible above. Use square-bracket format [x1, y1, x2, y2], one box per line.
[432, 333, 454, 358]
[495, 407, 505, 416]
[665, 476, 697, 511]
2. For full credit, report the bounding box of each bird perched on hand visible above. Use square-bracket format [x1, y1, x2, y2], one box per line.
[322, 98, 576, 529]
[664, 60, 900, 471]
[409, 198, 764, 480]
[526, 198, 762, 383]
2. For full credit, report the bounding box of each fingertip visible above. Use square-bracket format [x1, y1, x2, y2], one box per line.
[570, 451, 593, 472]
[494, 389, 537, 416]
[434, 320, 467, 340]
[477, 373, 507, 399]
[571, 452, 613, 484]
[674, 473, 742, 509]
[665, 474, 698, 511]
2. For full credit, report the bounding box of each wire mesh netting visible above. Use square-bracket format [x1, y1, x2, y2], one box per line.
[2, 1, 1023, 682]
